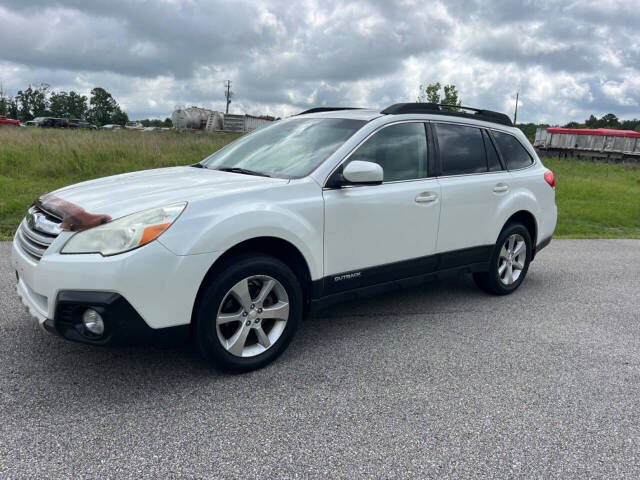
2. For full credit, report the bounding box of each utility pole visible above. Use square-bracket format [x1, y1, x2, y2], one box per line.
[0, 81, 6, 116]
[224, 80, 232, 114]
[513, 91, 519, 125]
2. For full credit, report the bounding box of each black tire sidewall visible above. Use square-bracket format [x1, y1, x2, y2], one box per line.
[195, 254, 303, 372]
[487, 223, 532, 295]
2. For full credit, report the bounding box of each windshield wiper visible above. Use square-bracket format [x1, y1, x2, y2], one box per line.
[191, 163, 206, 168]
[216, 167, 271, 177]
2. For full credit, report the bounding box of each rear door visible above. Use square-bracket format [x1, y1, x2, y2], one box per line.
[322, 121, 441, 294]
[434, 122, 510, 258]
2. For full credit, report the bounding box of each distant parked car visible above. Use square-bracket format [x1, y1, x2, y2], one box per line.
[0, 115, 20, 126]
[101, 124, 123, 130]
[69, 119, 97, 130]
[125, 121, 144, 130]
[31, 117, 71, 128]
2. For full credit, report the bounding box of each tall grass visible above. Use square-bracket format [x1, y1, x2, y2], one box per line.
[0, 127, 240, 238]
[0, 127, 638, 240]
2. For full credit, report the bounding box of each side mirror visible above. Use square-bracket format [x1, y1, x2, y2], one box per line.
[341, 161, 383, 185]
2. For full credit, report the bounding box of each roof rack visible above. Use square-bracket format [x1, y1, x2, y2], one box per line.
[380, 103, 513, 127]
[297, 107, 362, 115]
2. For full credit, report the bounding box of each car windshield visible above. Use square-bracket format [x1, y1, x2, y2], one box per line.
[201, 117, 365, 178]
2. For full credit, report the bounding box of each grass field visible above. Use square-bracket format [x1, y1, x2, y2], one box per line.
[1, 127, 639, 240]
[543, 157, 640, 238]
[0, 127, 240, 239]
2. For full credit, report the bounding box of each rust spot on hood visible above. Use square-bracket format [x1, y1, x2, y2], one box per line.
[35, 194, 112, 232]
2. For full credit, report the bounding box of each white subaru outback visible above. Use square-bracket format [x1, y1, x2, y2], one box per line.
[12, 103, 557, 371]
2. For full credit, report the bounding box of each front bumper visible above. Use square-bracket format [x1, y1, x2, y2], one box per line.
[43, 291, 189, 346]
[12, 232, 222, 337]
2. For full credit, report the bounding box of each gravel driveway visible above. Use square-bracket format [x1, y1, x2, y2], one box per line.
[1, 239, 639, 479]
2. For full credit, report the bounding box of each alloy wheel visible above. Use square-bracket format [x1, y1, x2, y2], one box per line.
[497, 233, 526, 285]
[216, 275, 290, 358]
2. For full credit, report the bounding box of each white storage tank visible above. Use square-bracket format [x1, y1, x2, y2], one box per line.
[171, 107, 214, 130]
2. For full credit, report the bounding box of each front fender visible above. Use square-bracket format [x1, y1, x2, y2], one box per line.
[159, 180, 324, 280]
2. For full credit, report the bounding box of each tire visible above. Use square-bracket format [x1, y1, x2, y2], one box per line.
[473, 223, 532, 295]
[194, 253, 303, 372]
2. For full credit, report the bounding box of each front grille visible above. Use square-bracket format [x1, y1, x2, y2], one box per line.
[16, 206, 61, 261]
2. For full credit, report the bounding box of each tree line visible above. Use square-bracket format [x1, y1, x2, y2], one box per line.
[0, 83, 129, 126]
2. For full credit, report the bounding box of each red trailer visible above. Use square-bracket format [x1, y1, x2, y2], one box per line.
[534, 127, 640, 161]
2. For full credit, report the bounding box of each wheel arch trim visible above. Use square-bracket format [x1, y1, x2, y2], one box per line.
[191, 236, 315, 325]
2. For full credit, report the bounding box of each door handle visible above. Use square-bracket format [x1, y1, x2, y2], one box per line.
[493, 184, 509, 193]
[415, 192, 438, 203]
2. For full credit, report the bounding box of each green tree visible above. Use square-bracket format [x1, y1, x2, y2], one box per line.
[87, 87, 127, 126]
[16, 84, 50, 121]
[585, 114, 598, 128]
[48, 91, 69, 118]
[417, 82, 461, 110]
[417, 82, 441, 103]
[67, 91, 88, 119]
[8, 98, 18, 119]
[139, 118, 173, 128]
[442, 84, 461, 110]
[111, 108, 128, 126]
[584, 113, 621, 129]
[600, 113, 619, 128]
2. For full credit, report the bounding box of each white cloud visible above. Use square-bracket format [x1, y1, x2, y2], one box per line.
[0, 0, 638, 123]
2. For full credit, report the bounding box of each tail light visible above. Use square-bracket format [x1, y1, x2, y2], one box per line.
[544, 170, 555, 188]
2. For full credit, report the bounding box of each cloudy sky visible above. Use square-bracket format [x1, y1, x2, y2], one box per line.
[1, 0, 638, 123]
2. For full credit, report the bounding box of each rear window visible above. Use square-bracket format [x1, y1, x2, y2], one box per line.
[492, 131, 533, 170]
[435, 123, 486, 176]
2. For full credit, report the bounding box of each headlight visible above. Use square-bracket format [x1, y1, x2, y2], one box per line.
[62, 203, 186, 256]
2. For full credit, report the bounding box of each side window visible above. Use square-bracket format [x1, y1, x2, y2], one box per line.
[347, 122, 427, 182]
[482, 130, 503, 171]
[492, 131, 533, 170]
[435, 123, 486, 176]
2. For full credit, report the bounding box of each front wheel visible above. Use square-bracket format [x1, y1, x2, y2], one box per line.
[473, 223, 532, 295]
[194, 253, 303, 372]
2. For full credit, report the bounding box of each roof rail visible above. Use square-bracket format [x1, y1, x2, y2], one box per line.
[297, 107, 362, 115]
[380, 103, 513, 127]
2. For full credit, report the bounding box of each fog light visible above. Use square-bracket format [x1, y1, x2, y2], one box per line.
[82, 309, 104, 335]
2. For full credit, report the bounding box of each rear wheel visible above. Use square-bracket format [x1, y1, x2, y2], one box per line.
[473, 223, 532, 295]
[195, 253, 303, 372]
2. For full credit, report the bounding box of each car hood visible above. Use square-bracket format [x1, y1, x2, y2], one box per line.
[49, 166, 289, 218]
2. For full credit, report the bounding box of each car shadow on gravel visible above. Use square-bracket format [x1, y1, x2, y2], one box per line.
[4, 271, 523, 406]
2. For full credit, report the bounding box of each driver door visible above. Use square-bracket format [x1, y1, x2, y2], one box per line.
[322, 122, 441, 294]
